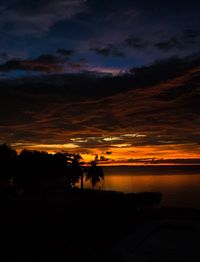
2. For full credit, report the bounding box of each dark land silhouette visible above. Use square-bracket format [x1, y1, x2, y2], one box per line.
[4, 144, 198, 262]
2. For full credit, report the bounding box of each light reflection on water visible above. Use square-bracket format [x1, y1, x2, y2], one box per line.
[82, 166, 200, 208]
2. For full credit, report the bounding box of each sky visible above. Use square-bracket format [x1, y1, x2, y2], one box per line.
[0, 0, 200, 165]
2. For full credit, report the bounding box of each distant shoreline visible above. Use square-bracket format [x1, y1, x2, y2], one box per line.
[101, 164, 200, 168]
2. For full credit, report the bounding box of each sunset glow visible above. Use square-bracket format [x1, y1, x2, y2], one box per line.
[0, 0, 199, 166]
[2, 2, 200, 261]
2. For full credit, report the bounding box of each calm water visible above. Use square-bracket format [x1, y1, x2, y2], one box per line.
[83, 166, 200, 208]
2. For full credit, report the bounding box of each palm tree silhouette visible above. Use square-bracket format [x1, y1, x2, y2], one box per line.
[68, 154, 84, 189]
[85, 161, 104, 189]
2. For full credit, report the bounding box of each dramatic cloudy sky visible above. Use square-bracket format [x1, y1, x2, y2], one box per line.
[0, 0, 200, 164]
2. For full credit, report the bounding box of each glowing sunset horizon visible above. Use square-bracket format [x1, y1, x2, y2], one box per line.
[0, 0, 200, 167]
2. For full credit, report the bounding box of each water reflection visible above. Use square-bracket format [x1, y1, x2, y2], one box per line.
[82, 166, 200, 208]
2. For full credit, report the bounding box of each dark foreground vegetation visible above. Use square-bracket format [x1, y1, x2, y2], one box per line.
[0, 143, 105, 196]
[0, 144, 174, 262]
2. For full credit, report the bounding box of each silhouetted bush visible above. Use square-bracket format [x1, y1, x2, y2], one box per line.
[0, 144, 17, 195]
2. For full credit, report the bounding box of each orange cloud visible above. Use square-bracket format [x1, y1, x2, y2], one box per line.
[1, 56, 200, 165]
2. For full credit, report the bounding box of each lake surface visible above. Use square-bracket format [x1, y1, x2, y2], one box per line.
[83, 166, 200, 208]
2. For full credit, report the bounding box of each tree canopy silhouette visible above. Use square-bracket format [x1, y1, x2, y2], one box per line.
[85, 161, 104, 188]
[0, 144, 17, 194]
[67, 154, 85, 189]
[0, 144, 104, 196]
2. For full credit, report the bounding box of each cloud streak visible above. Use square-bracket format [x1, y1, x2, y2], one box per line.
[0, 55, 200, 163]
[90, 44, 125, 57]
[0, 54, 62, 73]
[0, 0, 87, 35]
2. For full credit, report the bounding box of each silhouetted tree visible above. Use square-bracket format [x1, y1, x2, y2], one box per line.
[85, 161, 104, 188]
[0, 144, 17, 161]
[16, 150, 48, 195]
[0, 143, 104, 198]
[16, 150, 70, 196]
[48, 152, 69, 193]
[67, 154, 84, 189]
[0, 144, 17, 194]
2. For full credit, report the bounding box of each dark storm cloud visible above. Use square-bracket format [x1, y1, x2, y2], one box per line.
[0, 54, 200, 151]
[125, 37, 148, 49]
[0, 52, 8, 60]
[57, 48, 75, 57]
[124, 29, 200, 53]
[155, 30, 200, 52]
[35, 54, 59, 64]
[85, 0, 200, 60]
[129, 56, 189, 86]
[182, 29, 200, 44]
[0, 0, 199, 71]
[68, 58, 88, 71]
[0, 52, 92, 74]
[0, 0, 200, 161]
[0, 0, 87, 35]
[90, 44, 125, 57]
[0, 54, 62, 73]
[155, 37, 184, 51]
